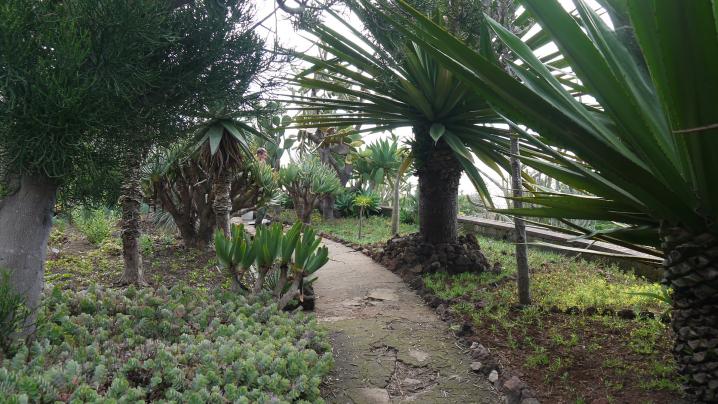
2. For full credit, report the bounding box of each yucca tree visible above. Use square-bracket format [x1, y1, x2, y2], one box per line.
[385, 0, 718, 399]
[194, 112, 264, 237]
[289, 6, 516, 245]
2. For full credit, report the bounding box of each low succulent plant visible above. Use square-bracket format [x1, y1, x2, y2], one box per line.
[0, 285, 333, 402]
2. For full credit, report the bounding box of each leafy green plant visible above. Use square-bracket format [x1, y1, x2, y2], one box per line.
[399, 195, 419, 225]
[353, 137, 403, 190]
[353, 194, 374, 240]
[334, 191, 357, 217]
[335, 189, 381, 218]
[214, 222, 329, 310]
[70, 207, 117, 245]
[0, 285, 332, 402]
[0, 271, 28, 359]
[279, 159, 341, 224]
[139, 234, 153, 256]
[277, 191, 294, 209]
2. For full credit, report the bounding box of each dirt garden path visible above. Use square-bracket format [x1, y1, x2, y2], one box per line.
[314, 237, 501, 403]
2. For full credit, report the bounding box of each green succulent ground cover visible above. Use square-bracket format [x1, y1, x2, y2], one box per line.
[0, 285, 332, 403]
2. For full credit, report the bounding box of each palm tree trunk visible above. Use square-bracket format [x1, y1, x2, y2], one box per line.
[212, 170, 232, 237]
[661, 224, 718, 402]
[0, 174, 57, 332]
[416, 139, 462, 244]
[511, 136, 531, 305]
[119, 151, 147, 286]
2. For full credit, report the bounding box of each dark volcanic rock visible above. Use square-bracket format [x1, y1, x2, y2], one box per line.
[373, 233, 490, 276]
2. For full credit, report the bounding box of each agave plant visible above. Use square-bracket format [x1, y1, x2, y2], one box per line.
[214, 222, 329, 310]
[384, 0, 718, 399]
[287, 5, 521, 245]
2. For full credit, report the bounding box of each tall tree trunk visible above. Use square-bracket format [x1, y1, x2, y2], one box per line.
[358, 207, 364, 239]
[661, 224, 718, 402]
[212, 170, 232, 237]
[0, 174, 57, 330]
[320, 195, 334, 220]
[416, 139, 462, 244]
[176, 220, 207, 250]
[299, 200, 313, 224]
[119, 152, 147, 286]
[318, 146, 336, 220]
[511, 136, 531, 305]
[390, 173, 401, 235]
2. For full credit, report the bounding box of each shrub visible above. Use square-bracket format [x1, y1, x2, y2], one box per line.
[334, 191, 356, 217]
[145, 145, 278, 249]
[335, 189, 381, 217]
[0, 285, 332, 402]
[277, 191, 294, 209]
[399, 195, 418, 224]
[0, 271, 29, 359]
[139, 234, 154, 256]
[70, 207, 117, 245]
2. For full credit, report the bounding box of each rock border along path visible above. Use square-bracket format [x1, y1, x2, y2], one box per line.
[314, 237, 500, 403]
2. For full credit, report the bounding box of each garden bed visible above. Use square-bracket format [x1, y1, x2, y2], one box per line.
[46, 218, 224, 291]
[28, 214, 335, 402]
[317, 216, 687, 404]
[0, 285, 332, 402]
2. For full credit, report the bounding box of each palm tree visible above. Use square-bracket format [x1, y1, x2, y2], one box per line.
[389, 0, 718, 399]
[288, 6, 514, 246]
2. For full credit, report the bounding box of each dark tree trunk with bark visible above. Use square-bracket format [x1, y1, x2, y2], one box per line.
[510, 136, 531, 305]
[416, 138, 462, 244]
[119, 152, 147, 286]
[175, 218, 207, 249]
[0, 175, 57, 329]
[212, 170, 232, 237]
[661, 224, 718, 402]
[296, 198, 313, 224]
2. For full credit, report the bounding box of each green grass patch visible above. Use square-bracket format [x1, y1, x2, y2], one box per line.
[279, 210, 418, 245]
[421, 233, 680, 402]
[425, 234, 669, 314]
